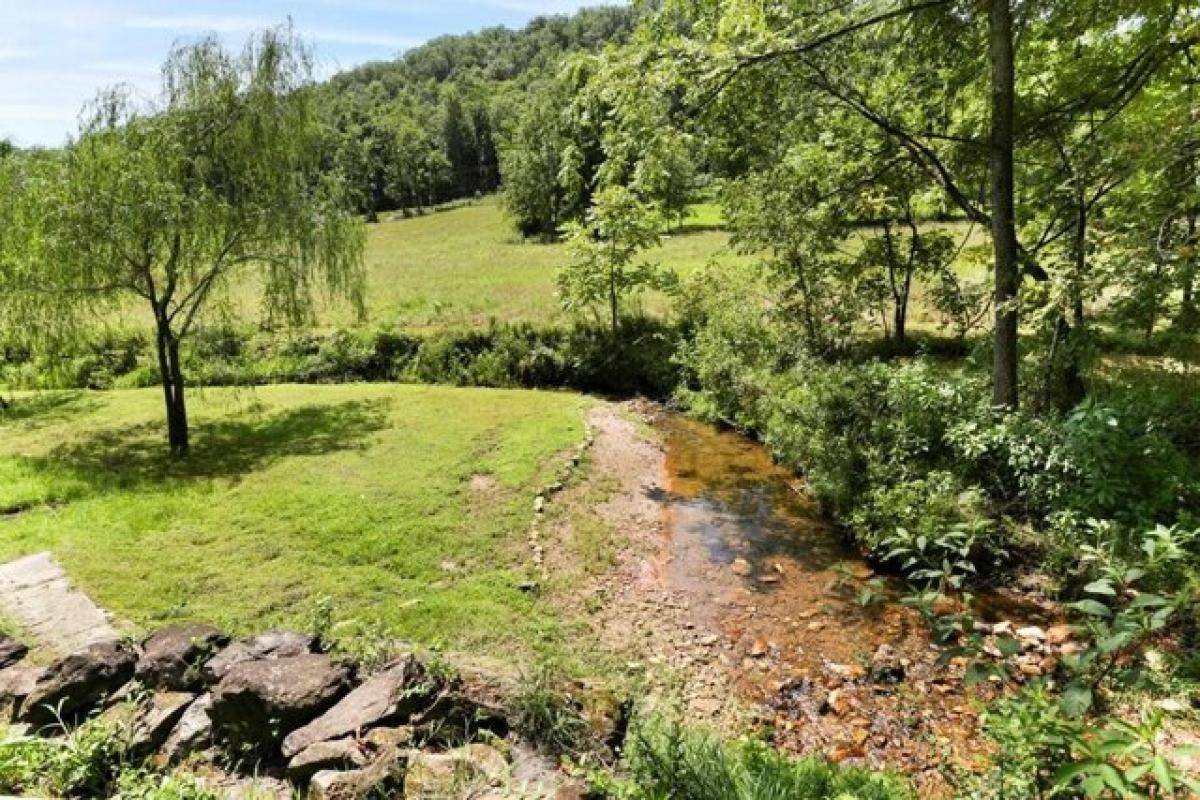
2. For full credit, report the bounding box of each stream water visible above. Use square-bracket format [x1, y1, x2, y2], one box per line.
[650, 413, 1022, 780]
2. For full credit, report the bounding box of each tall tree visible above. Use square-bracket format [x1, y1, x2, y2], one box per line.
[7, 26, 365, 453]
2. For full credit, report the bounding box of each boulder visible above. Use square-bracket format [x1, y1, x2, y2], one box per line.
[0, 635, 28, 670]
[205, 630, 318, 683]
[20, 641, 135, 726]
[282, 654, 434, 758]
[136, 624, 229, 690]
[161, 693, 214, 764]
[209, 654, 351, 752]
[286, 737, 369, 782]
[0, 664, 43, 719]
[131, 691, 196, 755]
[404, 743, 509, 799]
[310, 747, 407, 799]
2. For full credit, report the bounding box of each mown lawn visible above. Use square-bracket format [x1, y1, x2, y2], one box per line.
[0, 385, 592, 661]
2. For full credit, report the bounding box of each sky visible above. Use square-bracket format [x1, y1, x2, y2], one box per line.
[0, 0, 606, 147]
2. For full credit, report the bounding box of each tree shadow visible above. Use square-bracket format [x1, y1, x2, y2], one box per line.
[0, 392, 105, 431]
[25, 398, 391, 493]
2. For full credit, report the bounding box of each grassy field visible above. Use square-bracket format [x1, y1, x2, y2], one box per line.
[0, 385, 596, 662]
[327, 197, 747, 329]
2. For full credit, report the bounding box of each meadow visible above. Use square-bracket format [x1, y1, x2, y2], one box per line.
[324, 198, 749, 330]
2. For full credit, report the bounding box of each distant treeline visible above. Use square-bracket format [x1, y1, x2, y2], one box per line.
[316, 6, 637, 218]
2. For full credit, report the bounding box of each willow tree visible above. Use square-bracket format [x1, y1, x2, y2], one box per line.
[24, 26, 366, 453]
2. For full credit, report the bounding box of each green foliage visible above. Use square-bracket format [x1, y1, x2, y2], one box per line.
[559, 186, 674, 332]
[973, 690, 1200, 800]
[111, 770, 219, 800]
[2, 317, 682, 399]
[508, 665, 591, 757]
[601, 714, 912, 799]
[0, 717, 127, 797]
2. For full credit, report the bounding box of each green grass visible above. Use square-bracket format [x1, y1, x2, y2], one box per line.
[0, 384, 593, 661]
[342, 196, 747, 330]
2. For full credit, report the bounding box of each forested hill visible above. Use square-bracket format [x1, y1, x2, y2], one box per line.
[317, 5, 635, 217]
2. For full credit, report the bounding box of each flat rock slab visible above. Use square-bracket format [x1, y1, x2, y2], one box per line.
[0, 552, 118, 654]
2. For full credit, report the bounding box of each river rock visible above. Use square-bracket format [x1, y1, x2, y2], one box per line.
[209, 654, 352, 752]
[162, 693, 214, 763]
[136, 624, 229, 691]
[405, 743, 509, 799]
[204, 630, 318, 683]
[1045, 624, 1074, 646]
[869, 643, 906, 684]
[1015, 626, 1046, 643]
[0, 636, 28, 670]
[20, 641, 135, 726]
[282, 654, 433, 758]
[287, 738, 370, 782]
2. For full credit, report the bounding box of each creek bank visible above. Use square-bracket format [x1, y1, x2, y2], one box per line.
[0, 624, 605, 798]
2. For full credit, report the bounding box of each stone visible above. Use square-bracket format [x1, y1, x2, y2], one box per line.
[731, 558, 752, 576]
[0, 635, 28, 670]
[209, 654, 352, 752]
[405, 744, 509, 800]
[131, 691, 195, 755]
[1045, 624, 1074, 646]
[0, 664, 43, 718]
[161, 693, 214, 764]
[409, 685, 509, 744]
[20, 641, 135, 726]
[869, 644, 906, 684]
[310, 747, 407, 799]
[287, 738, 369, 782]
[364, 725, 415, 751]
[136, 624, 229, 691]
[204, 630, 318, 683]
[282, 654, 433, 758]
[0, 552, 119, 655]
[1015, 626, 1046, 642]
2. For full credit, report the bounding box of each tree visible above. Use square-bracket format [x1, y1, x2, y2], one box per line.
[558, 186, 670, 332]
[10, 26, 366, 453]
[639, 0, 1197, 408]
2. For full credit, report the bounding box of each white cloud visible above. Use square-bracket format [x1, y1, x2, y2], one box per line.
[124, 14, 271, 33]
[306, 27, 423, 49]
[0, 46, 35, 62]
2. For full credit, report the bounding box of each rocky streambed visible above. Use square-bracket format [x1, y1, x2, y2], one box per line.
[562, 403, 1077, 794]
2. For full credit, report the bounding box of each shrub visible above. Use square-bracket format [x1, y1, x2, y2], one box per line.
[604, 714, 913, 799]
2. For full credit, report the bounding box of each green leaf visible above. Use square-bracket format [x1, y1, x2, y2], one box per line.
[1069, 599, 1112, 617]
[1084, 579, 1117, 596]
[1151, 755, 1174, 793]
[1059, 683, 1094, 718]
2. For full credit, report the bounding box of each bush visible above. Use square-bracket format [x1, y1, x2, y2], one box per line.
[1, 320, 680, 399]
[674, 264, 1200, 586]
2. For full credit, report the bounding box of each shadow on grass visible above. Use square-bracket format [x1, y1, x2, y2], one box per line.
[28, 398, 391, 492]
[0, 392, 105, 430]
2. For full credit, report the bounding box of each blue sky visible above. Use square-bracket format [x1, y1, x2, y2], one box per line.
[0, 0, 607, 147]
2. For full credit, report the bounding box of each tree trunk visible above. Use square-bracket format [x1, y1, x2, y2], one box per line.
[609, 266, 619, 335]
[989, 0, 1020, 410]
[155, 321, 190, 455]
[1179, 214, 1198, 331]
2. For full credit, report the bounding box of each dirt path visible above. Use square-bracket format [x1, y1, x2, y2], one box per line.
[545, 401, 1011, 793]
